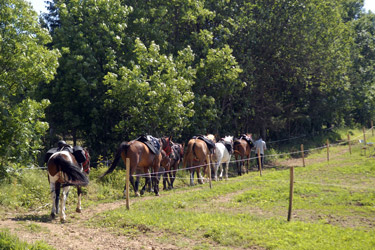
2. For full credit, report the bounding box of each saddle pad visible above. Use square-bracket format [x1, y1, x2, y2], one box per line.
[45, 147, 58, 163]
[136, 135, 161, 155]
[73, 146, 86, 163]
[197, 136, 215, 150]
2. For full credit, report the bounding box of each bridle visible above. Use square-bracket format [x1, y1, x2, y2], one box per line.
[82, 150, 90, 174]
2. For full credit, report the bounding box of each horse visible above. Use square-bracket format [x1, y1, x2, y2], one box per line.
[161, 142, 184, 190]
[100, 136, 172, 197]
[183, 136, 213, 186]
[211, 136, 234, 181]
[233, 133, 254, 176]
[47, 148, 90, 222]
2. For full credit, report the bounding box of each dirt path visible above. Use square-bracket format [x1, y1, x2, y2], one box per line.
[0, 147, 355, 249]
[0, 193, 216, 250]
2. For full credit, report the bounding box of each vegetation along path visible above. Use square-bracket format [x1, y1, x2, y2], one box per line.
[1, 138, 375, 249]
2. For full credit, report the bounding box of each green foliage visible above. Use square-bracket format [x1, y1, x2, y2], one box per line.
[104, 39, 196, 138]
[0, 169, 50, 210]
[0, 0, 59, 171]
[0, 229, 54, 250]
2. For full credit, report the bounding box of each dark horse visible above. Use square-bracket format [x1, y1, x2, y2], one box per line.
[183, 137, 211, 186]
[47, 149, 90, 222]
[100, 136, 172, 197]
[233, 133, 254, 175]
[161, 142, 184, 190]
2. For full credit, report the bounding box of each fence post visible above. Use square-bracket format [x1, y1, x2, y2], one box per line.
[287, 166, 294, 222]
[208, 160, 212, 189]
[126, 158, 130, 210]
[326, 139, 329, 162]
[257, 148, 262, 176]
[301, 144, 305, 167]
[363, 127, 367, 156]
[348, 134, 351, 155]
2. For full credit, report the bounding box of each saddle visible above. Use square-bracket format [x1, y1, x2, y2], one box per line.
[44, 146, 87, 164]
[194, 135, 215, 152]
[239, 134, 254, 147]
[220, 140, 233, 154]
[136, 135, 161, 155]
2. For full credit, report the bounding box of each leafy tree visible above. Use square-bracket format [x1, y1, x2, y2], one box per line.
[104, 38, 195, 140]
[0, 0, 59, 172]
[41, 0, 132, 154]
[223, 0, 353, 138]
[348, 11, 375, 125]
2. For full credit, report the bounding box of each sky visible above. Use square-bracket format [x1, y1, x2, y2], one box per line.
[29, 0, 375, 15]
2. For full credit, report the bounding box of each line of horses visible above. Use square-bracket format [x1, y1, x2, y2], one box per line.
[46, 133, 256, 222]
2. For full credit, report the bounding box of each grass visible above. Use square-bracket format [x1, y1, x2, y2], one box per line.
[1, 127, 375, 249]
[87, 128, 375, 249]
[0, 229, 54, 250]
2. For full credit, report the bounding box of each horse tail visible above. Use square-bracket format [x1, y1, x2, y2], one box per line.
[182, 141, 194, 169]
[100, 142, 129, 179]
[53, 154, 89, 186]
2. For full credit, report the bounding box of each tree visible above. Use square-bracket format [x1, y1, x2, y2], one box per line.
[0, 0, 59, 172]
[104, 38, 195, 140]
[41, 0, 132, 154]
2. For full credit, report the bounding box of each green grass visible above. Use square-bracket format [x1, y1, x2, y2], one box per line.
[87, 129, 375, 249]
[0, 229, 54, 250]
[1, 127, 375, 249]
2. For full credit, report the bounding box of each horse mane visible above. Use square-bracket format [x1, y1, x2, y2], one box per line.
[53, 154, 89, 186]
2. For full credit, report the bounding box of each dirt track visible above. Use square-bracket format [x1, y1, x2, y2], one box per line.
[0, 196, 207, 250]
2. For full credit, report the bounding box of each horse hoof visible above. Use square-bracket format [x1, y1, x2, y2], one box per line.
[136, 192, 141, 197]
[155, 193, 160, 196]
[60, 218, 66, 223]
[76, 208, 82, 213]
[140, 190, 144, 195]
[50, 213, 56, 220]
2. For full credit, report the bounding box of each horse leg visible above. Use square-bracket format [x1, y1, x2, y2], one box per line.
[190, 169, 195, 186]
[218, 162, 223, 180]
[76, 186, 82, 213]
[59, 185, 70, 222]
[50, 182, 60, 219]
[167, 171, 173, 189]
[152, 171, 160, 196]
[225, 161, 229, 180]
[170, 169, 176, 189]
[197, 167, 204, 184]
[235, 155, 241, 176]
[162, 172, 167, 190]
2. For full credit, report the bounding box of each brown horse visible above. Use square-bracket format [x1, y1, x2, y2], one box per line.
[47, 148, 90, 222]
[100, 136, 172, 197]
[161, 142, 184, 190]
[233, 133, 254, 176]
[183, 137, 212, 186]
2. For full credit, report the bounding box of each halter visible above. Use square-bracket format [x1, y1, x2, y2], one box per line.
[162, 137, 172, 156]
[82, 150, 90, 173]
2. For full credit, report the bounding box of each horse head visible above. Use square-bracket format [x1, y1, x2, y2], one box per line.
[160, 136, 172, 156]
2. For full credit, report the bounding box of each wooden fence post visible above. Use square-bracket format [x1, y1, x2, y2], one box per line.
[348, 134, 351, 155]
[326, 139, 329, 162]
[126, 158, 130, 210]
[257, 148, 262, 176]
[287, 166, 294, 222]
[301, 144, 305, 167]
[208, 160, 212, 189]
[363, 127, 367, 156]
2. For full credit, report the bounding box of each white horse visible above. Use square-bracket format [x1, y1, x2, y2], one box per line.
[211, 136, 233, 181]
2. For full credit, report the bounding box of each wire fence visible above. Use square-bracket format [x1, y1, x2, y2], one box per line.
[20, 126, 375, 180]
